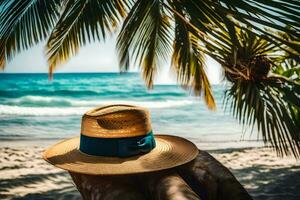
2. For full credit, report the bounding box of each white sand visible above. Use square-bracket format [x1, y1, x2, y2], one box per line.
[0, 141, 299, 200]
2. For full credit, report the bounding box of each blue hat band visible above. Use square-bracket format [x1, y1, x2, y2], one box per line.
[79, 131, 156, 157]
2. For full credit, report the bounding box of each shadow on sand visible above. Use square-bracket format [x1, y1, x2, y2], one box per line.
[0, 165, 298, 200]
[233, 166, 300, 200]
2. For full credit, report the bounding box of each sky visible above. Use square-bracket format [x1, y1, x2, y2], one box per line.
[4, 37, 223, 84]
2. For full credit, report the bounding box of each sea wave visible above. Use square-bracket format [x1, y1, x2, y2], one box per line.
[0, 88, 186, 99]
[0, 89, 101, 98]
[10, 96, 75, 106]
[0, 105, 88, 116]
[8, 96, 194, 107]
[0, 99, 193, 116]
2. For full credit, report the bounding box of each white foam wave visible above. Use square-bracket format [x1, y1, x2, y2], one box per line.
[11, 96, 74, 106]
[10, 96, 194, 108]
[0, 105, 89, 116]
[71, 99, 194, 108]
[0, 99, 193, 116]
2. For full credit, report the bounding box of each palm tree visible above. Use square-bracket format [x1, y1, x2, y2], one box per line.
[1, 0, 299, 157]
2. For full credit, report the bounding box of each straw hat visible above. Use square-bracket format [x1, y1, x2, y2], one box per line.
[43, 105, 198, 175]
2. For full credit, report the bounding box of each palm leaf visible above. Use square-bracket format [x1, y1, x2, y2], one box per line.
[171, 0, 300, 57]
[273, 32, 300, 78]
[46, 0, 128, 76]
[225, 79, 300, 157]
[171, 6, 215, 109]
[117, 0, 172, 88]
[222, 27, 300, 157]
[220, 0, 300, 53]
[218, 0, 300, 36]
[0, 40, 5, 70]
[167, 0, 233, 57]
[0, 0, 61, 69]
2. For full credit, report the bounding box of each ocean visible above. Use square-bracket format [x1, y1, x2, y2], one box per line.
[0, 72, 260, 147]
[0, 73, 299, 200]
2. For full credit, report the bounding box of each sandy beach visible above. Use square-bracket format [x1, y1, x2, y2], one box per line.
[0, 140, 299, 200]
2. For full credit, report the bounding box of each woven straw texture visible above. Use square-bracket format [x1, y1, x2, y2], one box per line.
[81, 105, 151, 138]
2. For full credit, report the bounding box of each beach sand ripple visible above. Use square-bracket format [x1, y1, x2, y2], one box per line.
[0, 144, 299, 200]
[211, 148, 300, 200]
[0, 145, 80, 200]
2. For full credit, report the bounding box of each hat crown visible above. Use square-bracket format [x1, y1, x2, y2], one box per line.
[81, 105, 152, 138]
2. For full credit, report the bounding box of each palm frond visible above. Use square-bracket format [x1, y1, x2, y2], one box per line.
[217, 0, 300, 48]
[117, 0, 172, 88]
[0, 39, 5, 70]
[0, 0, 62, 69]
[222, 28, 300, 157]
[225, 79, 300, 158]
[171, 0, 300, 58]
[166, 0, 233, 59]
[273, 32, 300, 78]
[47, 0, 128, 76]
[171, 7, 215, 109]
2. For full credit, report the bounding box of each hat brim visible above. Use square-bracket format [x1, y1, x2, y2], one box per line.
[43, 135, 198, 175]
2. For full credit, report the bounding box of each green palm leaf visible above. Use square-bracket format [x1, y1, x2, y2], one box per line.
[218, 0, 300, 39]
[222, 28, 300, 157]
[173, 0, 300, 57]
[0, 0, 61, 69]
[225, 79, 300, 157]
[171, 6, 215, 109]
[46, 0, 128, 76]
[117, 0, 172, 88]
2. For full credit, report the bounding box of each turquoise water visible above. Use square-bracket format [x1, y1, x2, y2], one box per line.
[2, 73, 299, 200]
[0, 73, 260, 149]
